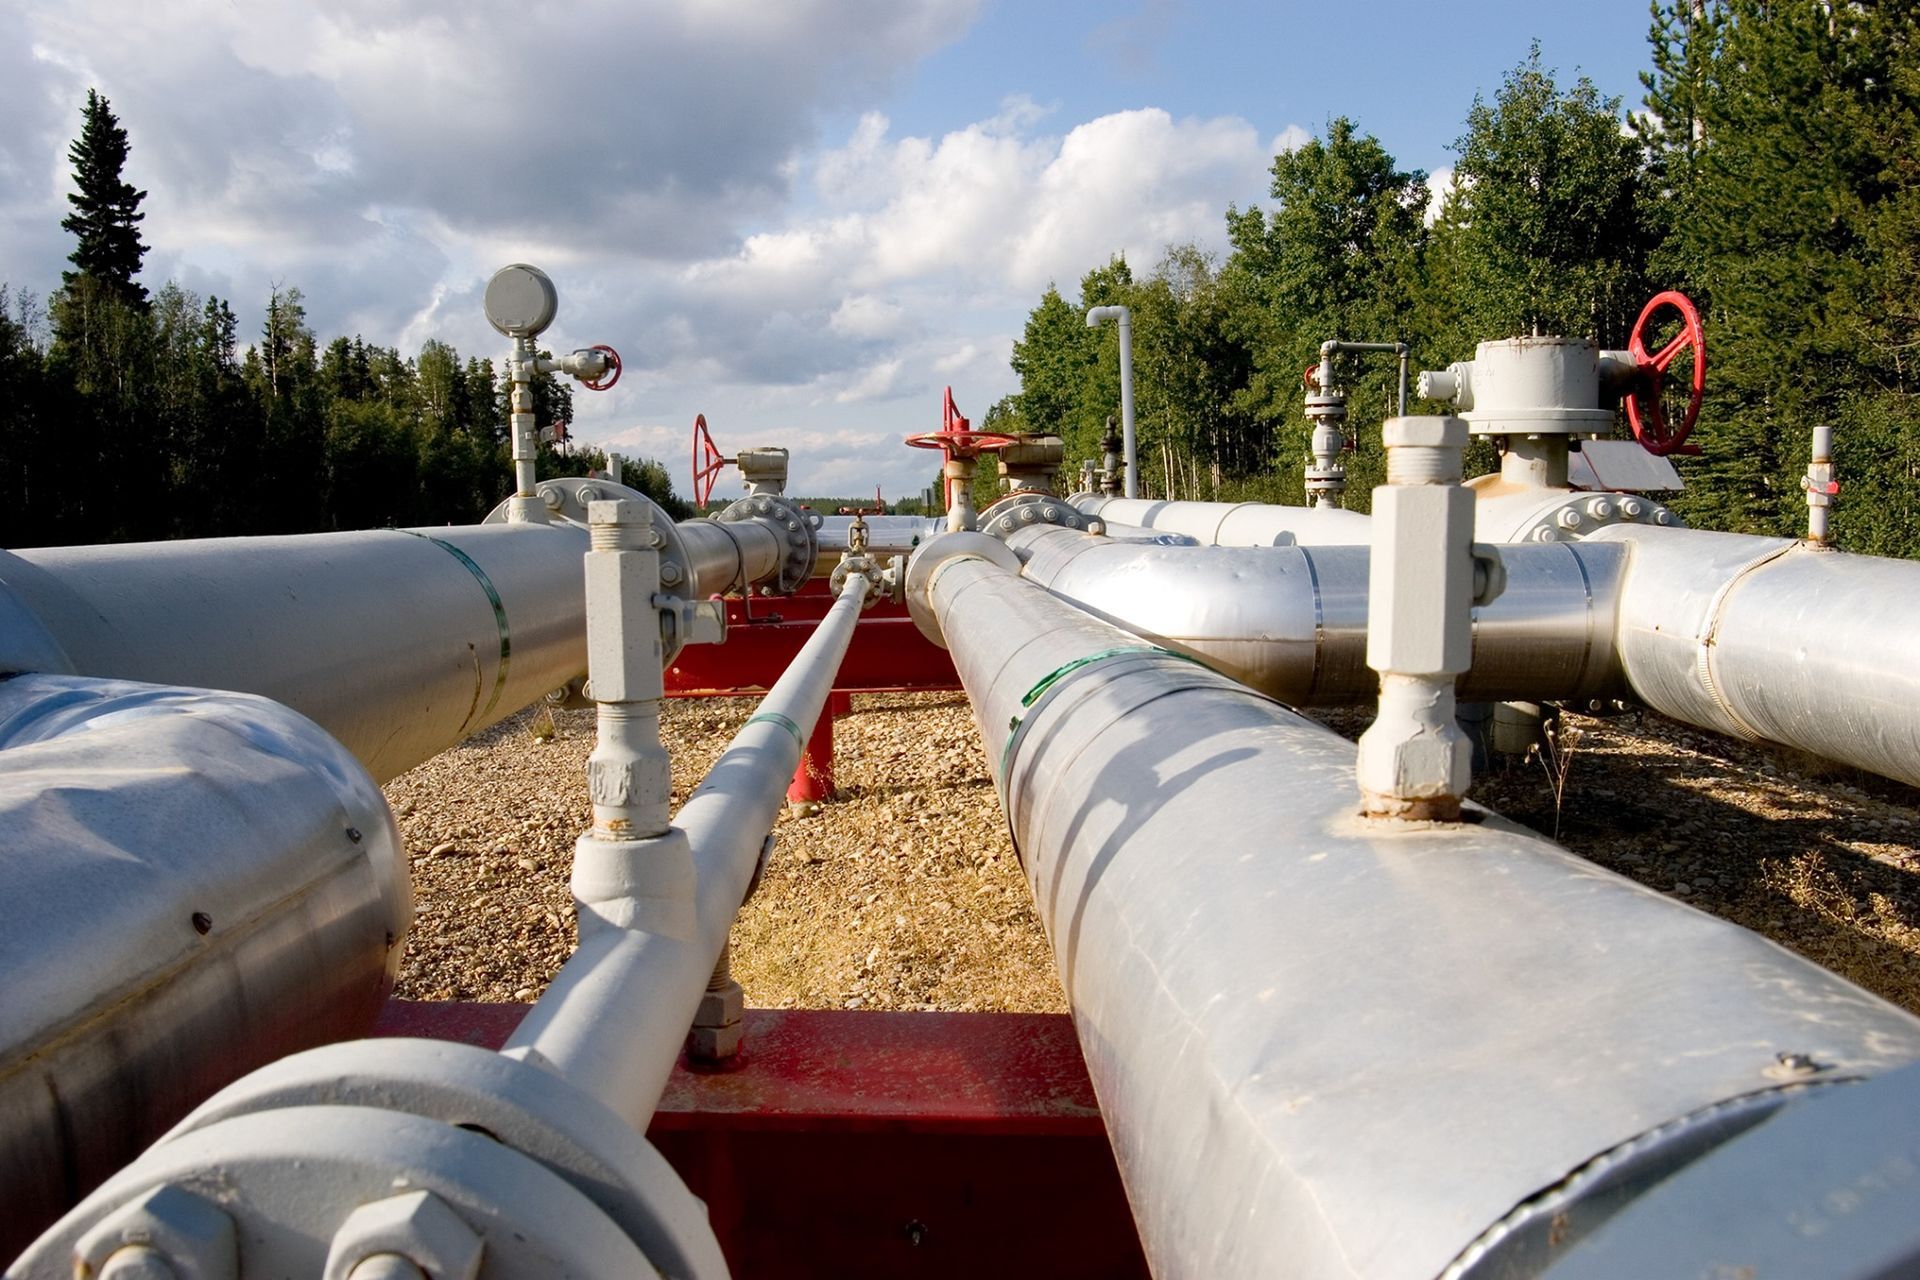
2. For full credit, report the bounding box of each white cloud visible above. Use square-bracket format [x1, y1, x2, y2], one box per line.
[1426, 166, 1457, 224]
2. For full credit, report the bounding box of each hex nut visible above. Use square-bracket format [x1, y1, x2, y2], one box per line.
[75, 1186, 237, 1280]
[687, 1020, 744, 1060]
[1381, 415, 1468, 450]
[695, 980, 745, 1030]
[321, 1191, 483, 1280]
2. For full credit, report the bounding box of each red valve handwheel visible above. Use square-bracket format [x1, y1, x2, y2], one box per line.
[1303, 363, 1319, 389]
[904, 386, 1018, 459]
[1625, 291, 1705, 456]
[691, 413, 729, 508]
[582, 344, 622, 392]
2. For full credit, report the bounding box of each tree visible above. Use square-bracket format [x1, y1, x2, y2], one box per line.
[60, 90, 149, 307]
[1430, 48, 1653, 350]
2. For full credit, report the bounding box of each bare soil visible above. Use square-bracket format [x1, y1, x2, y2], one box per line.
[388, 695, 1920, 1017]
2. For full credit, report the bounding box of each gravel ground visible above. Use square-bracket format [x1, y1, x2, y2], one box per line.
[388, 694, 1920, 1017]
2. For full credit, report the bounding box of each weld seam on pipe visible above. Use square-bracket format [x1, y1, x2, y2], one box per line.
[1692, 541, 1797, 744]
[392, 528, 514, 730]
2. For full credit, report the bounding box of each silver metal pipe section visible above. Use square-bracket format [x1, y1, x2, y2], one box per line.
[1071, 495, 1372, 546]
[676, 517, 783, 596]
[816, 514, 944, 555]
[1592, 522, 1920, 787]
[0, 674, 409, 1257]
[916, 547, 1920, 1280]
[0, 523, 590, 783]
[1007, 526, 1623, 706]
[505, 575, 869, 1128]
[1086, 305, 1138, 498]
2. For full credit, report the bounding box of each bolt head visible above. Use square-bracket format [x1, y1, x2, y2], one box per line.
[1557, 508, 1584, 529]
[322, 1191, 482, 1280]
[660, 562, 684, 585]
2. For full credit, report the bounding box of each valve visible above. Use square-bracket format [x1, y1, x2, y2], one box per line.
[691, 413, 729, 508]
[904, 387, 1018, 533]
[580, 344, 621, 392]
[1625, 290, 1706, 456]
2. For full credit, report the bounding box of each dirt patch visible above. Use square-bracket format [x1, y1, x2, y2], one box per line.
[388, 696, 1920, 1016]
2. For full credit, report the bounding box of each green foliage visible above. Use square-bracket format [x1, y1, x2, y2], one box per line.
[60, 90, 148, 307]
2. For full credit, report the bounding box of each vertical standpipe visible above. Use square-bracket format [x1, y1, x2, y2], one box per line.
[1086, 306, 1138, 498]
[907, 539, 1920, 1280]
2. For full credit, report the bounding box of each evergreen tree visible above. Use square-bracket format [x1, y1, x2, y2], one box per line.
[60, 90, 149, 307]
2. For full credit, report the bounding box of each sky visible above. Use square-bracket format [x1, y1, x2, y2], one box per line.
[1, 0, 1658, 501]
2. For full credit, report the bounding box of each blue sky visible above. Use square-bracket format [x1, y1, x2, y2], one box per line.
[0, 1, 1659, 500]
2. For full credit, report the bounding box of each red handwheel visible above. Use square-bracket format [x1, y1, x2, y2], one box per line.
[1625, 291, 1705, 456]
[583, 344, 621, 392]
[691, 413, 728, 508]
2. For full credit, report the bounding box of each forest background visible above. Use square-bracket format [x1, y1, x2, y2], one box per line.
[3, 2, 1916, 553]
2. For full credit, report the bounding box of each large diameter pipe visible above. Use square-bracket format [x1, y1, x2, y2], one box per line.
[1071, 495, 1372, 546]
[1592, 522, 1920, 787]
[505, 576, 869, 1127]
[0, 675, 409, 1257]
[915, 548, 1920, 1280]
[0, 523, 590, 782]
[677, 518, 784, 596]
[1007, 525, 1623, 705]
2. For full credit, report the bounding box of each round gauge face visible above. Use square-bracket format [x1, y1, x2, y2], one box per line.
[484, 263, 558, 338]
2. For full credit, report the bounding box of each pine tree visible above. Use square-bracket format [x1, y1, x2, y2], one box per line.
[60, 90, 149, 307]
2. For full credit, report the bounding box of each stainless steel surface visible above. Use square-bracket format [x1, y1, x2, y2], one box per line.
[1007, 526, 1623, 705]
[1071, 496, 1373, 546]
[505, 575, 869, 1128]
[925, 549, 1920, 1280]
[0, 523, 591, 783]
[0, 675, 408, 1258]
[816, 515, 943, 555]
[1594, 523, 1920, 787]
[677, 517, 782, 596]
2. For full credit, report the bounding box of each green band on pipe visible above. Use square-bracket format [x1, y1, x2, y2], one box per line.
[747, 710, 805, 749]
[394, 529, 513, 730]
[998, 645, 1204, 784]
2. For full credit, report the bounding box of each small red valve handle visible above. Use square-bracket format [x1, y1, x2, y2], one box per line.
[909, 387, 1018, 458]
[691, 413, 729, 507]
[1625, 291, 1706, 456]
[1303, 363, 1319, 389]
[582, 344, 622, 392]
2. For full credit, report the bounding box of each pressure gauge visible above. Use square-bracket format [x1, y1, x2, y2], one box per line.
[484, 263, 558, 338]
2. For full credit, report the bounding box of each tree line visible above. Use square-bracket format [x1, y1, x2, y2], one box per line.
[0, 92, 685, 550]
[996, 4, 1920, 556]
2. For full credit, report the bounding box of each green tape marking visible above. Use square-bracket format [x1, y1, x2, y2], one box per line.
[395, 529, 512, 729]
[998, 645, 1204, 783]
[747, 711, 805, 749]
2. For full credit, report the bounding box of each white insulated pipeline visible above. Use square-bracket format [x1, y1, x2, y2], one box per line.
[913, 543, 1920, 1280]
[1007, 525, 1623, 706]
[0, 523, 592, 783]
[505, 574, 870, 1129]
[0, 675, 408, 1257]
[1591, 522, 1920, 788]
[1071, 495, 1373, 546]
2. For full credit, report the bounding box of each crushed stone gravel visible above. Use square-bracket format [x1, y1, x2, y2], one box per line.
[387, 694, 1920, 1017]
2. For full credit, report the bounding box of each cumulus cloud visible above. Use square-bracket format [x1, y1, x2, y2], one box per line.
[0, 1, 1303, 497]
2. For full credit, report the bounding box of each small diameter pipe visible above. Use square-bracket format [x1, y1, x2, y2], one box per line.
[1087, 306, 1138, 499]
[916, 548, 1920, 1280]
[1070, 495, 1371, 547]
[504, 574, 869, 1128]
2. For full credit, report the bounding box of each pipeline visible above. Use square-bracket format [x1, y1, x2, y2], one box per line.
[504, 572, 869, 1127]
[1592, 522, 1920, 788]
[910, 538, 1920, 1280]
[1007, 524, 1623, 706]
[1070, 494, 1372, 546]
[0, 674, 409, 1257]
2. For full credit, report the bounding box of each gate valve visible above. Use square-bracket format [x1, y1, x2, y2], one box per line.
[691, 413, 731, 508]
[580, 344, 621, 391]
[546, 345, 622, 391]
[1625, 290, 1706, 456]
[903, 387, 1019, 462]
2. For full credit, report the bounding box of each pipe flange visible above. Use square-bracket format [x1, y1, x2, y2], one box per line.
[976, 493, 1103, 542]
[109, 1037, 727, 1279]
[1515, 492, 1684, 543]
[717, 493, 820, 594]
[484, 481, 695, 611]
[903, 532, 1023, 646]
[18, 1106, 658, 1277]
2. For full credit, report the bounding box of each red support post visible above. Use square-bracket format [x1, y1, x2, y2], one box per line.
[789, 691, 851, 806]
